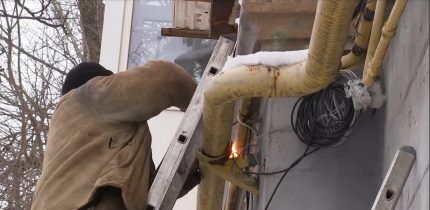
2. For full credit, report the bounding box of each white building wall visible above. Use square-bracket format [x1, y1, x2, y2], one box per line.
[99, 0, 133, 72]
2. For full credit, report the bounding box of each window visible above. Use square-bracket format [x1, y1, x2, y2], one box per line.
[127, 0, 216, 81]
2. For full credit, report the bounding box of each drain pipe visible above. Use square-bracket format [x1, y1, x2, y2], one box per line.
[197, 0, 358, 209]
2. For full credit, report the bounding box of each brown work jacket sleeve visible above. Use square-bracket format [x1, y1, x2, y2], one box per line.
[78, 60, 197, 123]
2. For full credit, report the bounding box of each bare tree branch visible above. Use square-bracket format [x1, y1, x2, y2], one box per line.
[77, 0, 104, 62]
[0, 0, 66, 28]
[0, 0, 104, 207]
[0, 35, 66, 75]
[51, 0, 84, 61]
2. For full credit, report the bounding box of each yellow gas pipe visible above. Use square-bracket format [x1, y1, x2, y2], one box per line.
[341, 0, 377, 69]
[197, 0, 358, 209]
[363, 0, 409, 86]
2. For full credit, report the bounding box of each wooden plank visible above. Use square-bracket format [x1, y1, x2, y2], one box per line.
[161, 28, 216, 39]
[147, 36, 235, 210]
[161, 28, 235, 39]
[177, 0, 212, 2]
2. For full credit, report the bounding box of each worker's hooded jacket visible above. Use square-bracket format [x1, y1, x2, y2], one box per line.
[31, 60, 197, 210]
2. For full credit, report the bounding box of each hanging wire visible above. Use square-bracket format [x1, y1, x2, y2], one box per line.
[230, 70, 361, 209]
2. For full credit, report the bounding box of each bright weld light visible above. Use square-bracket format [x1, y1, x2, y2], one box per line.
[230, 143, 239, 158]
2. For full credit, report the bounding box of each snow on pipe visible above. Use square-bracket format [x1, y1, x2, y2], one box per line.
[363, 0, 409, 86]
[197, 0, 358, 209]
[341, 0, 377, 69]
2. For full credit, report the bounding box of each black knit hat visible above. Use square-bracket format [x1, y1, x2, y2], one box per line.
[61, 62, 113, 95]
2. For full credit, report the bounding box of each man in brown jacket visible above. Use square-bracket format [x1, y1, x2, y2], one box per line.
[31, 61, 198, 210]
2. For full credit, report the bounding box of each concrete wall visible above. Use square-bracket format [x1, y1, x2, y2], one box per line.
[253, 98, 382, 210]
[248, 1, 429, 209]
[375, 1, 429, 209]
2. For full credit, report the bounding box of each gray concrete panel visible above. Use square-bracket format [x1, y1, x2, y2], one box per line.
[376, 1, 429, 209]
[247, 1, 429, 210]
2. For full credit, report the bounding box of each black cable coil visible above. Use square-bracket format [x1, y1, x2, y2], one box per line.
[291, 71, 361, 148]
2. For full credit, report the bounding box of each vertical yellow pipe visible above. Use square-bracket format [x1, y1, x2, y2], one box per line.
[363, 0, 409, 86]
[341, 0, 377, 69]
[363, 0, 388, 81]
[198, 0, 357, 209]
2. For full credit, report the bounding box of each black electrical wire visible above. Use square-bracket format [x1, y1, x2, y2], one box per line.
[231, 71, 361, 209]
[263, 97, 320, 210]
[238, 72, 359, 173]
[264, 144, 318, 210]
[291, 75, 360, 148]
[264, 72, 360, 209]
[230, 104, 319, 209]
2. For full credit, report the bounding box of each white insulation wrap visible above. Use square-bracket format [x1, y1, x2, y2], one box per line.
[223, 49, 309, 70]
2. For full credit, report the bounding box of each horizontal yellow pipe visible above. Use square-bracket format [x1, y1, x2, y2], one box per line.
[198, 0, 358, 209]
[363, 0, 409, 86]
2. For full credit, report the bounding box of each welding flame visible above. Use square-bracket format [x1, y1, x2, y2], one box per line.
[230, 143, 239, 158]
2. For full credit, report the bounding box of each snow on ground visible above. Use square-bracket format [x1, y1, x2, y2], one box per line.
[222, 49, 309, 70]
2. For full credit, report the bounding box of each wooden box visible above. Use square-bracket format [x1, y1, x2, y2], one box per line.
[162, 0, 237, 39]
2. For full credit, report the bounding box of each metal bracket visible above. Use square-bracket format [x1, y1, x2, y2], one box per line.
[196, 151, 259, 194]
